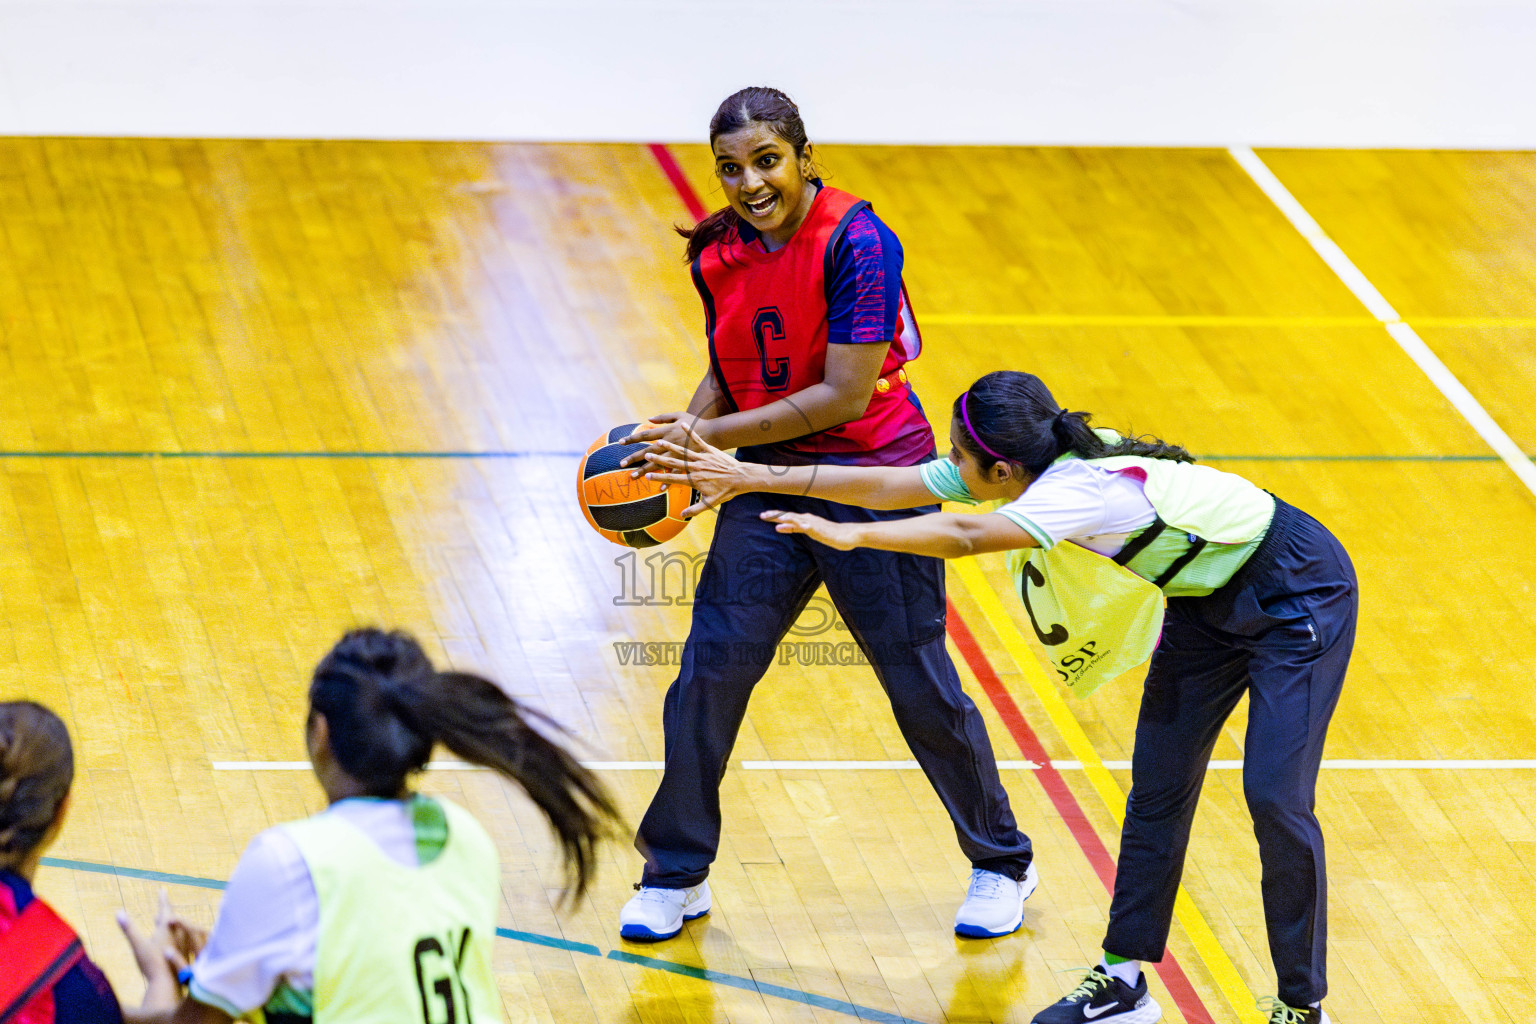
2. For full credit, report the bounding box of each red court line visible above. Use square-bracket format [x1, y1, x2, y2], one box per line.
[649, 143, 708, 222]
[943, 602, 1119, 892]
[648, 140, 1216, 1024]
[945, 602, 1214, 1024]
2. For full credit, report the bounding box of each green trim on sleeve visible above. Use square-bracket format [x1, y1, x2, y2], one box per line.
[993, 507, 1055, 549]
[261, 981, 315, 1019]
[919, 459, 979, 504]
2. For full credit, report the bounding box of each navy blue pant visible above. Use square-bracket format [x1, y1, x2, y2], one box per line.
[636, 489, 1034, 888]
[1103, 498, 1357, 1007]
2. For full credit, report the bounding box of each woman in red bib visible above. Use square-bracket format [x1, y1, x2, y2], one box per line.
[617, 87, 1035, 942]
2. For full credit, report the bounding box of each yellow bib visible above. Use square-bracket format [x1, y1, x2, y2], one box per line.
[279, 797, 503, 1024]
[1010, 542, 1165, 698]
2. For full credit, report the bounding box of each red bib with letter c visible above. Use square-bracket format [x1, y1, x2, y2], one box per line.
[692, 186, 927, 462]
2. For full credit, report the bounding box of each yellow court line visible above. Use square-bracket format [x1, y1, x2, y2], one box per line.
[952, 557, 1267, 1024]
[921, 313, 1536, 329]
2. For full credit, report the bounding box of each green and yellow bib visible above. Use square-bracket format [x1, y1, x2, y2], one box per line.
[923, 447, 1274, 696]
[267, 796, 502, 1024]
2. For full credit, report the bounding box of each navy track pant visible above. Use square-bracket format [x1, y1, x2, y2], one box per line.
[636, 489, 1034, 889]
[1103, 498, 1357, 1007]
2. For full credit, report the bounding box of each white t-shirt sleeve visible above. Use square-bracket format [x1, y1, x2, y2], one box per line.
[995, 461, 1156, 553]
[189, 826, 318, 1015]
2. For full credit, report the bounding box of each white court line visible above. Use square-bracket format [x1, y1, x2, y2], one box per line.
[1228, 147, 1536, 499]
[211, 759, 1536, 771]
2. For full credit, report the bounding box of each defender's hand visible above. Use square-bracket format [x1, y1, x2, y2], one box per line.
[760, 510, 859, 551]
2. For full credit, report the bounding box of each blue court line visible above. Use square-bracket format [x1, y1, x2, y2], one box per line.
[0, 449, 1526, 462]
[38, 856, 926, 1024]
[41, 857, 229, 891]
[496, 925, 602, 957]
[606, 950, 926, 1024]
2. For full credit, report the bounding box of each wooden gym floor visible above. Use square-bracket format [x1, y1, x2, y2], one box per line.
[2, 138, 1533, 1023]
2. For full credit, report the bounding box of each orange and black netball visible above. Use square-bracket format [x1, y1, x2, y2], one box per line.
[577, 422, 697, 548]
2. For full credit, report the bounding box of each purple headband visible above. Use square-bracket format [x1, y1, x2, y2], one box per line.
[961, 390, 1009, 462]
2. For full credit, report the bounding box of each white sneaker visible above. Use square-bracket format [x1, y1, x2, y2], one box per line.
[618, 881, 711, 941]
[954, 862, 1037, 938]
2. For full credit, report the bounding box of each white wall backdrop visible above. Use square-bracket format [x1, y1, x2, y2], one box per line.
[1, 0, 1533, 146]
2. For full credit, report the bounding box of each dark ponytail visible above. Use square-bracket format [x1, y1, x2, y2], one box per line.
[310, 629, 620, 898]
[0, 701, 73, 869]
[680, 207, 744, 265]
[679, 86, 813, 263]
[952, 371, 1195, 475]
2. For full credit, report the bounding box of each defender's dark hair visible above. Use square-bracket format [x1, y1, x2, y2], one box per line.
[952, 371, 1195, 476]
[680, 86, 812, 263]
[309, 629, 620, 898]
[0, 701, 74, 869]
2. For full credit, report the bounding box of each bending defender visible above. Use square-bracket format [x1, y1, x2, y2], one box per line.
[617, 87, 1036, 941]
[647, 370, 1355, 1024]
[121, 629, 619, 1024]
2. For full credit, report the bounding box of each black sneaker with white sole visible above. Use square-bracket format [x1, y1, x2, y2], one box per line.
[1030, 966, 1161, 1024]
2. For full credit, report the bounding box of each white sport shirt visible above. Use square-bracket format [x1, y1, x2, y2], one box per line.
[920, 457, 1157, 556]
[189, 798, 427, 1016]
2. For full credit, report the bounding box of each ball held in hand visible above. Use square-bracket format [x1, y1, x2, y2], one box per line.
[577, 422, 698, 548]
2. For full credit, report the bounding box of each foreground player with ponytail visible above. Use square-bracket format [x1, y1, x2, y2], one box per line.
[646, 370, 1355, 1024]
[125, 629, 619, 1024]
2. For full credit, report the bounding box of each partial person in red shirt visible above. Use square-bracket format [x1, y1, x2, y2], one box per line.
[0, 701, 183, 1024]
